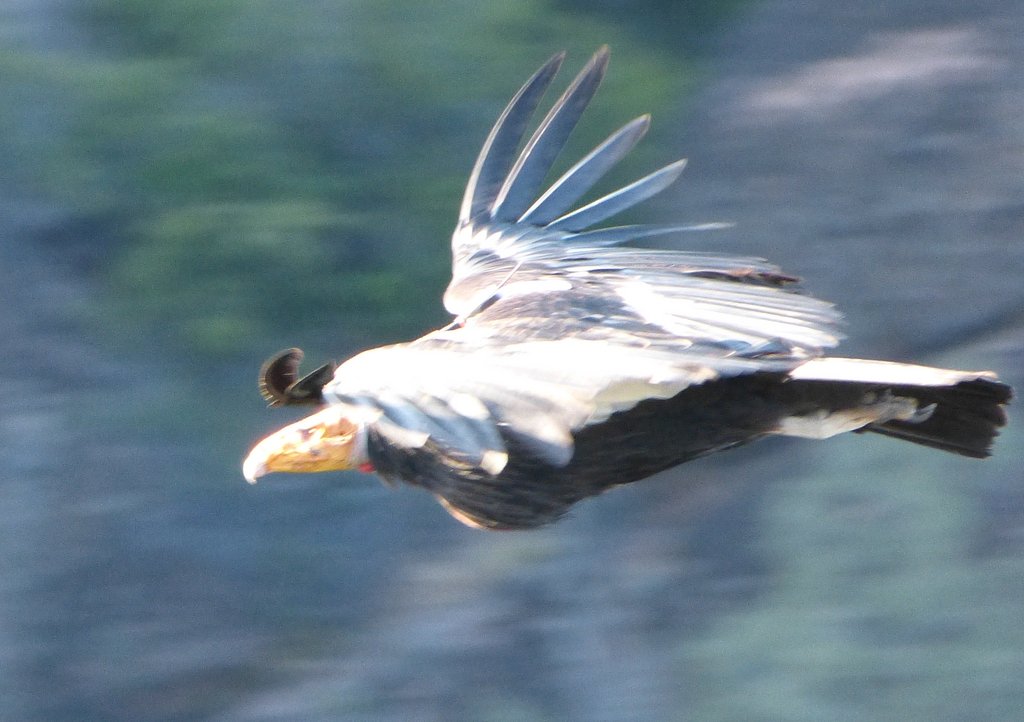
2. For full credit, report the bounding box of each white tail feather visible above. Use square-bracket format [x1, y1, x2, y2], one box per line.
[789, 357, 999, 387]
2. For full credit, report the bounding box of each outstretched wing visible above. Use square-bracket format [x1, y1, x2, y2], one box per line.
[447, 46, 735, 317]
[442, 47, 838, 345]
[323, 48, 843, 475]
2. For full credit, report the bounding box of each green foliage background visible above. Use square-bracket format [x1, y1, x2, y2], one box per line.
[2, 0, 738, 359]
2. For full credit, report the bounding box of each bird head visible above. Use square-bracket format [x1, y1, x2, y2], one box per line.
[243, 405, 365, 483]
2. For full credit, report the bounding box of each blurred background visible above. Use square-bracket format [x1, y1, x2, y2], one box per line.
[1, 0, 1022, 720]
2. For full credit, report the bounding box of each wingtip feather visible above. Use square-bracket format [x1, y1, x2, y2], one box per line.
[459, 51, 567, 223]
[490, 47, 612, 222]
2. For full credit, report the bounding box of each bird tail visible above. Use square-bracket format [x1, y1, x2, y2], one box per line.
[788, 358, 1012, 458]
[859, 378, 1010, 458]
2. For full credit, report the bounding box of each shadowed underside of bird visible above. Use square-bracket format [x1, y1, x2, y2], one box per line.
[242, 47, 1012, 530]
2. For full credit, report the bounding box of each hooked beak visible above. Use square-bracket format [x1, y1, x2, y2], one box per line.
[243, 405, 361, 483]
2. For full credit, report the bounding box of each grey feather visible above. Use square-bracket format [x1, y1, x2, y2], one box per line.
[459, 52, 565, 224]
[409, 392, 507, 463]
[568, 222, 731, 247]
[547, 159, 688, 232]
[519, 115, 650, 226]
[491, 47, 610, 222]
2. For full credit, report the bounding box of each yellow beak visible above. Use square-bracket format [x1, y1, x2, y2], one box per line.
[243, 405, 361, 483]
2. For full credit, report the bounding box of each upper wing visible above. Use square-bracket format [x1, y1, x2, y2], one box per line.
[444, 47, 841, 351]
[321, 48, 843, 476]
[324, 260, 840, 474]
[446, 46, 726, 318]
[322, 331, 799, 476]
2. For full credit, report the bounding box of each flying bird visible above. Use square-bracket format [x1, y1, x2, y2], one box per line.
[243, 47, 1011, 530]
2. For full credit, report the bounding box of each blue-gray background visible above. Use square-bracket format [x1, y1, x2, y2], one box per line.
[2, 1, 1022, 720]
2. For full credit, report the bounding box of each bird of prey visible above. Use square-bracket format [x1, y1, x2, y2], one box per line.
[243, 47, 1011, 530]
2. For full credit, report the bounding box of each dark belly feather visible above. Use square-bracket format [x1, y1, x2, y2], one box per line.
[367, 373, 1009, 529]
[366, 374, 866, 529]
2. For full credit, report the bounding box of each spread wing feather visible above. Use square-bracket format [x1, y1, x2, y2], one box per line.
[519, 115, 650, 225]
[459, 52, 565, 223]
[491, 47, 609, 222]
[545, 159, 688, 231]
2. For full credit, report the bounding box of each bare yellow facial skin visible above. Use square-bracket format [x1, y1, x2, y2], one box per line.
[243, 405, 361, 483]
